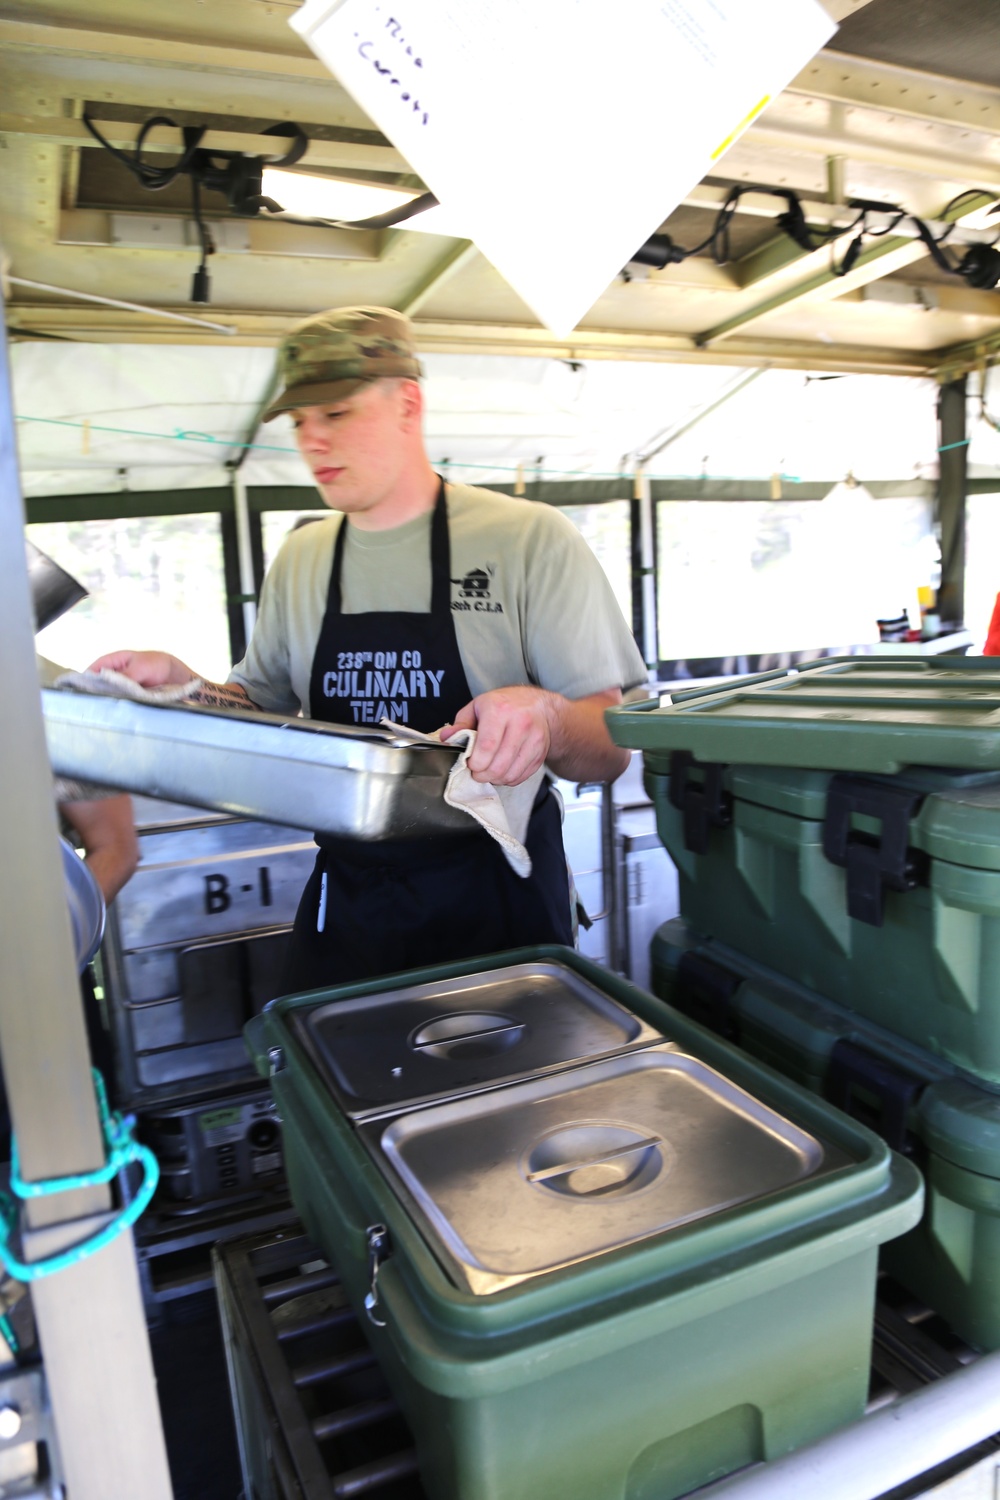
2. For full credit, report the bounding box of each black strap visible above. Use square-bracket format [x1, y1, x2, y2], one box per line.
[328, 478, 449, 617]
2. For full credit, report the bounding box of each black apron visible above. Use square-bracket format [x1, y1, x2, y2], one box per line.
[281, 481, 573, 992]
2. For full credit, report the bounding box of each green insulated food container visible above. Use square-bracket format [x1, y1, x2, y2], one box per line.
[246, 946, 921, 1500]
[607, 657, 1000, 1083]
[652, 917, 1000, 1351]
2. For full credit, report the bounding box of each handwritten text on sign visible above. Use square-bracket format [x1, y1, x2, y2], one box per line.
[292, 0, 836, 336]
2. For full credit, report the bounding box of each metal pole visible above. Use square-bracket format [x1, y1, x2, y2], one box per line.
[697, 1347, 1000, 1500]
[0, 294, 173, 1497]
[232, 468, 258, 643]
[634, 467, 658, 678]
[635, 367, 767, 467]
[7, 276, 234, 335]
[937, 375, 968, 628]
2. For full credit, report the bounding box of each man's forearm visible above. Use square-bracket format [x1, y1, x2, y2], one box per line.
[60, 793, 139, 904]
[544, 688, 630, 783]
[184, 681, 256, 710]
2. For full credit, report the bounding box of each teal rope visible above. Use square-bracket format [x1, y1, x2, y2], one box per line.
[0, 1313, 19, 1356]
[938, 439, 970, 452]
[15, 415, 804, 483]
[0, 1070, 159, 1283]
[16, 414, 296, 456]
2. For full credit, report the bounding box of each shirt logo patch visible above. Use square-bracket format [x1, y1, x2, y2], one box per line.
[451, 564, 503, 613]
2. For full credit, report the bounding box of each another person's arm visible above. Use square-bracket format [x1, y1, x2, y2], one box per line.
[58, 793, 139, 904]
[87, 650, 257, 709]
[442, 685, 628, 786]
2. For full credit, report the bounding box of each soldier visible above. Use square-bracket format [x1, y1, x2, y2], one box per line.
[91, 306, 646, 989]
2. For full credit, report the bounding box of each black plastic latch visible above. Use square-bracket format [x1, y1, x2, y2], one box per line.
[822, 775, 926, 927]
[827, 1038, 924, 1155]
[674, 950, 743, 1042]
[668, 750, 732, 855]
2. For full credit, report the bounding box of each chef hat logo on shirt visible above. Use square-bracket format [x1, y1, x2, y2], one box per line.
[450, 564, 503, 614]
[452, 568, 492, 599]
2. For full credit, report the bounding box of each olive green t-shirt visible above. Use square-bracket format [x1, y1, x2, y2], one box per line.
[228, 481, 647, 721]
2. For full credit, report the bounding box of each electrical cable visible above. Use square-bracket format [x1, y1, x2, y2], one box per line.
[82, 112, 308, 302]
[82, 112, 206, 190]
[75, 111, 1000, 294]
[271, 190, 441, 234]
[628, 181, 1000, 290]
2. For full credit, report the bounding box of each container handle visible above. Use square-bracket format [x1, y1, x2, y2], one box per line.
[364, 1223, 391, 1328]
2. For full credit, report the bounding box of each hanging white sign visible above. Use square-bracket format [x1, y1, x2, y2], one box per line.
[291, 0, 836, 337]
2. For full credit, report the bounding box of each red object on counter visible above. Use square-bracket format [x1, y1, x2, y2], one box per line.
[986, 594, 1000, 656]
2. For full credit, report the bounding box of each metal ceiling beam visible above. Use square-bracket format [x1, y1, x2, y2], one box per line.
[695, 192, 998, 346]
[845, 282, 1000, 317]
[931, 327, 1000, 382]
[787, 51, 1000, 137]
[57, 209, 384, 263]
[400, 241, 479, 318]
[0, 16, 327, 82]
[0, 113, 409, 174]
[3, 302, 936, 373]
[747, 119, 1000, 192]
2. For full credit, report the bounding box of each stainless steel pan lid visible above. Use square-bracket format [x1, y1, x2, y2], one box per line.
[290, 961, 663, 1119]
[41, 690, 469, 840]
[361, 1045, 834, 1295]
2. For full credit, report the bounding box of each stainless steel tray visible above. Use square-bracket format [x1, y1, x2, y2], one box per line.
[290, 961, 664, 1121]
[361, 1045, 838, 1295]
[42, 689, 470, 840]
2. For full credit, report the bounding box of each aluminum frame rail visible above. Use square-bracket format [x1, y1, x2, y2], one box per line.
[698, 1346, 1000, 1500]
[0, 297, 173, 1492]
[42, 691, 470, 840]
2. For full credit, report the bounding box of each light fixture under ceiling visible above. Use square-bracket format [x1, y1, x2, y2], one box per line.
[262, 168, 466, 238]
[261, 169, 416, 222]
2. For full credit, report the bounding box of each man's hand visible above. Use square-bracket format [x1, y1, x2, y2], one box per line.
[443, 686, 554, 785]
[86, 651, 254, 709]
[441, 685, 630, 786]
[87, 650, 197, 688]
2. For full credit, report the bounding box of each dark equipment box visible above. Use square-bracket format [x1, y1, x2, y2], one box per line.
[140, 1083, 284, 1204]
[100, 802, 317, 1108]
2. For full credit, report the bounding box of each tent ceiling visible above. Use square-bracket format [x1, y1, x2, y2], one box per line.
[0, 0, 998, 378]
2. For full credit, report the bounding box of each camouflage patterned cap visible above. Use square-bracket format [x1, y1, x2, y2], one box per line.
[262, 306, 423, 422]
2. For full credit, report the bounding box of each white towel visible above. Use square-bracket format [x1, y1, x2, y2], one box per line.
[384, 720, 537, 878]
[53, 668, 203, 704]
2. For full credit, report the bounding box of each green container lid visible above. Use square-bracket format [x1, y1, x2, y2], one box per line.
[609, 658, 1000, 775]
[918, 1079, 1000, 1176]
